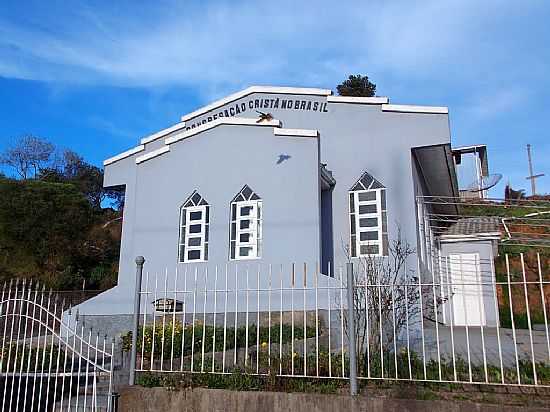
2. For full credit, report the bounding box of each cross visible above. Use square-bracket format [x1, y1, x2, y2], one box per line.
[525, 144, 545, 196]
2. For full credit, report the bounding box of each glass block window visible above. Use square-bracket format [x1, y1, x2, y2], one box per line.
[179, 191, 210, 263]
[349, 172, 388, 257]
[230, 185, 262, 260]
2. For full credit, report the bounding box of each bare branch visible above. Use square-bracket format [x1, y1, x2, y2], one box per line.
[0, 135, 54, 180]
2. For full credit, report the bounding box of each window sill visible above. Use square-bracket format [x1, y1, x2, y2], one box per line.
[230, 257, 262, 262]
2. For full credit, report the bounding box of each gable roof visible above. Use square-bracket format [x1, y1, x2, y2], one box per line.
[183, 191, 209, 207]
[350, 171, 385, 191]
[231, 185, 261, 202]
[104, 86, 448, 167]
[180, 86, 332, 123]
[440, 216, 501, 241]
[134, 86, 446, 147]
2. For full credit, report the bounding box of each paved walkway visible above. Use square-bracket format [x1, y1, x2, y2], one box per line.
[419, 321, 550, 367]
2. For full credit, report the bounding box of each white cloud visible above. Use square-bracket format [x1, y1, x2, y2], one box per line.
[1, 0, 547, 98]
[1, 0, 549, 193]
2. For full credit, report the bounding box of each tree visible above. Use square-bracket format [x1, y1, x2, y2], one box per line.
[0, 176, 93, 284]
[340, 228, 444, 376]
[336, 74, 377, 97]
[60, 150, 106, 208]
[41, 149, 117, 209]
[342, 230, 417, 369]
[0, 176, 121, 289]
[105, 186, 125, 211]
[0, 135, 54, 179]
[0, 138, 123, 289]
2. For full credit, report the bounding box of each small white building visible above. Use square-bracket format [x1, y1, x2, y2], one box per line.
[438, 217, 501, 327]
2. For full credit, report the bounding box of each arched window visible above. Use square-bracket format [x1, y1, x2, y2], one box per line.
[230, 185, 262, 260]
[179, 191, 210, 262]
[349, 172, 388, 257]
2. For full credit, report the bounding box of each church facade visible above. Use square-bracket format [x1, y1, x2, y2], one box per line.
[79, 86, 465, 320]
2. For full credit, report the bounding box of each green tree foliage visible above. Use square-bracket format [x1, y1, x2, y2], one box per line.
[40, 149, 120, 210]
[0, 137, 122, 290]
[0, 176, 120, 289]
[336, 74, 377, 97]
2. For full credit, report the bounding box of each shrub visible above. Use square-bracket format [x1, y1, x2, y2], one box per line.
[122, 320, 317, 360]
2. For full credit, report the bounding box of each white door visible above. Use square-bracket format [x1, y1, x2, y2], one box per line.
[449, 253, 485, 326]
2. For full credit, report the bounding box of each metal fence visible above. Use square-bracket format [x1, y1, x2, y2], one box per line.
[418, 195, 550, 248]
[128, 252, 550, 390]
[0, 280, 117, 411]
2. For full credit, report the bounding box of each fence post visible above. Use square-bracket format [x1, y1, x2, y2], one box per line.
[346, 262, 358, 396]
[129, 256, 145, 386]
[109, 392, 120, 412]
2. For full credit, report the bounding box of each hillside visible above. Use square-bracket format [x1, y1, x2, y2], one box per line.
[462, 198, 550, 328]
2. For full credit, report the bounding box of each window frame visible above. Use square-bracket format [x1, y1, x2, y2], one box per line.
[230, 187, 262, 261]
[178, 193, 210, 263]
[349, 185, 388, 258]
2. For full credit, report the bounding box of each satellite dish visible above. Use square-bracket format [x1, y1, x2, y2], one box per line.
[466, 173, 503, 192]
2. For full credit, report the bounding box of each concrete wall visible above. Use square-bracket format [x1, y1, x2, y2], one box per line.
[135, 125, 321, 273]
[118, 386, 548, 412]
[80, 90, 452, 318]
[81, 123, 322, 315]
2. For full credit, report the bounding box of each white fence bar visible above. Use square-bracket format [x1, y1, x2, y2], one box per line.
[129, 253, 550, 388]
[0, 280, 116, 411]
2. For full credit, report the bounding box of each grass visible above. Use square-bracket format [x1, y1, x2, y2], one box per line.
[498, 307, 547, 329]
[495, 267, 547, 329]
[460, 203, 550, 220]
[360, 349, 550, 385]
[132, 340, 550, 388]
[136, 369, 346, 394]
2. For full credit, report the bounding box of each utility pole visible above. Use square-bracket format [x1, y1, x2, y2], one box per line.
[525, 144, 544, 196]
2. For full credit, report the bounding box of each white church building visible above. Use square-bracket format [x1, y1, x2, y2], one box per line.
[75, 86, 499, 332]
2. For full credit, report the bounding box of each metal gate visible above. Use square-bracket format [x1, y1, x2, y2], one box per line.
[0, 279, 116, 411]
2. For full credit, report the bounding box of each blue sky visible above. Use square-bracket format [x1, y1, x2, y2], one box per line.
[1, 0, 549, 195]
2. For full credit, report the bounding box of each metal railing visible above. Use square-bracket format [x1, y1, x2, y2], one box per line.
[127, 252, 550, 390]
[0, 280, 117, 411]
[418, 195, 550, 248]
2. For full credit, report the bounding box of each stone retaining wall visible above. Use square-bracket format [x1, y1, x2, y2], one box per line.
[119, 386, 549, 412]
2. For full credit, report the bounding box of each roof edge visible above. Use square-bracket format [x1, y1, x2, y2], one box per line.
[382, 104, 448, 114]
[165, 117, 281, 145]
[140, 122, 187, 145]
[180, 86, 332, 122]
[103, 144, 145, 166]
[273, 128, 318, 138]
[439, 233, 501, 242]
[327, 96, 389, 104]
[135, 145, 170, 164]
